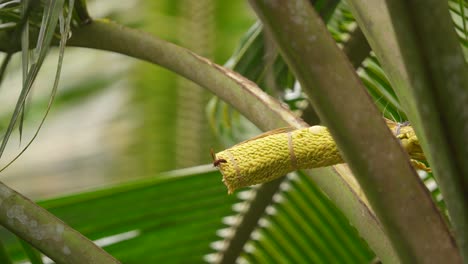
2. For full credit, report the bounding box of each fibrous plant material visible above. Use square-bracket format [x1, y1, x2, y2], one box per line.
[215, 119, 427, 193]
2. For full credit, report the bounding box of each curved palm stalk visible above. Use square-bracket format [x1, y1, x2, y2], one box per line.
[346, 0, 468, 262]
[0, 182, 119, 263]
[66, 20, 306, 131]
[62, 20, 398, 262]
[248, 0, 460, 263]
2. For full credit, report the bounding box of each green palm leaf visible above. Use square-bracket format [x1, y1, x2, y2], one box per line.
[0, 166, 236, 263]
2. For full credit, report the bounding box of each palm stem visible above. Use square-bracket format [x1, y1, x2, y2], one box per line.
[248, 0, 460, 263]
[0, 182, 119, 264]
[347, 0, 468, 261]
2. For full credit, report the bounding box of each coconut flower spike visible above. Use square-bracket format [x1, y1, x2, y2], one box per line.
[213, 119, 428, 194]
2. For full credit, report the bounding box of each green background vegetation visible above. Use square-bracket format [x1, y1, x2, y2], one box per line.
[0, 0, 466, 263]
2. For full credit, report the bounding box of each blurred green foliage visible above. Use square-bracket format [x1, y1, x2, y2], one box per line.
[129, 0, 255, 176]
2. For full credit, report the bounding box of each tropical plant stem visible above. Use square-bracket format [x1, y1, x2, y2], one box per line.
[248, 0, 460, 263]
[346, 0, 468, 262]
[0, 181, 119, 264]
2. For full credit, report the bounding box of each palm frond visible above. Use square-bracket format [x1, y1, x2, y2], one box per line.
[208, 172, 374, 263]
[449, 0, 468, 48]
[0, 166, 237, 263]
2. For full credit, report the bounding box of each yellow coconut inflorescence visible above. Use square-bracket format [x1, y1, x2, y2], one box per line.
[213, 119, 428, 194]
